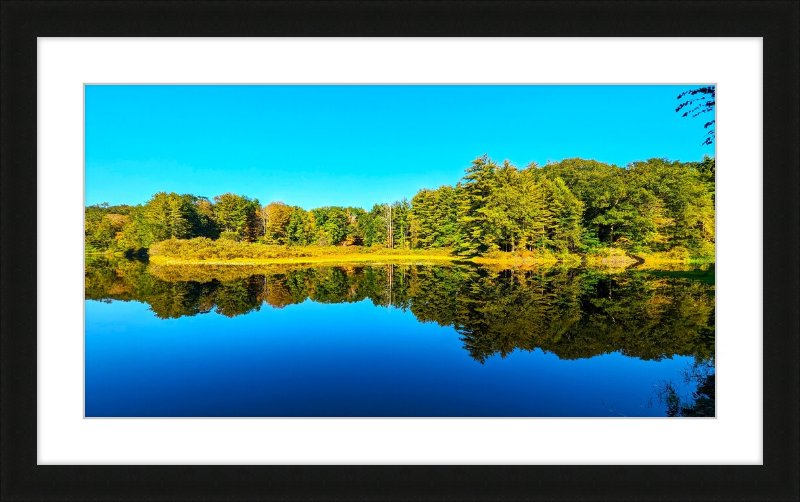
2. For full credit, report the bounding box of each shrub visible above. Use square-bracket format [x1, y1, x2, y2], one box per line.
[148, 238, 462, 262]
[219, 231, 240, 242]
[694, 241, 715, 259]
[664, 246, 691, 262]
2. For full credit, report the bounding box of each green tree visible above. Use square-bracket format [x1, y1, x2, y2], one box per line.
[391, 199, 411, 249]
[629, 158, 715, 253]
[541, 176, 584, 252]
[539, 158, 620, 248]
[410, 189, 446, 248]
[357, 209, 378, 247]
[309, 206, 350, 246]
[368, 204, 389, 247]
[286, 207, 312, 246]
[429, 185, 460, 248]
[143, 192, 193, 241]
[190, 196, 220, 238]
[213, 193, 259, 242]
[261, 202, 294, 244]
[539, 158, 665, 251]
[84, 203, 134, 251]
[455, 155, 499, 254]
[344, 207, 367, 245]
[323, 207, 349, 246]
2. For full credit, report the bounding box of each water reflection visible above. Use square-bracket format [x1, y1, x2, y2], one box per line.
[653, 358, 716, 417]
[86, 257, 715, 365]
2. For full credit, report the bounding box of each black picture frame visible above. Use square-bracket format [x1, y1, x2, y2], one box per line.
[2, 1, 798, 500]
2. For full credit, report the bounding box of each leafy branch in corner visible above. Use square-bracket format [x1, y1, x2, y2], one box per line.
[676, 86, 715, 146]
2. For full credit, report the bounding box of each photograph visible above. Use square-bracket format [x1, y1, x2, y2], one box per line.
[5, 0, 795, 498]
[84, 84, 716, 418]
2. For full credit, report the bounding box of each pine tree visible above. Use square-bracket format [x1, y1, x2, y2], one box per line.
[455, 155, 499, 255]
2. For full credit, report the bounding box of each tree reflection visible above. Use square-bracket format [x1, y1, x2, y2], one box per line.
[654, 358, 715, 417]
[86, 257, 715, 364]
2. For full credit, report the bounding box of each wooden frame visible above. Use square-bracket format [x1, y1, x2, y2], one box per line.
[2, 1, 798, 500]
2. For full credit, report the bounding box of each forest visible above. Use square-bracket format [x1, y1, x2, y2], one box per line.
[85, 155, 716, 259]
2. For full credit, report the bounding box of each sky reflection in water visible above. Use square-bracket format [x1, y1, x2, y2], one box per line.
[85, 260, 714, 417]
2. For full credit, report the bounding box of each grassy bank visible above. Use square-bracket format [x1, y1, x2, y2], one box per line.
[634, 248, 715, 268]
[583, 248, 639, 268]
[149, 254, 463, 266]
[145, 238, 713, 268]
[471, 249, 582, 267]
[582, 246, 714, 268]
[148, 238, 587, 267]
[148, 238, 462, 265]
[85, 249, 120, 256]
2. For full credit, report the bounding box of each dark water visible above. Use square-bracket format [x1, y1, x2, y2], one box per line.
[85, 258, 715, 417]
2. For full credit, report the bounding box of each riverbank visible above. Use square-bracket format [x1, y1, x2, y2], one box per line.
[148, 251, 580, 267]
[149, 253, 464, 266]
[146, 238, 583, 267]
[135, 238, 715, 268]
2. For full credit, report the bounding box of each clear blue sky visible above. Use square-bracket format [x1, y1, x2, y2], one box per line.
[85, 85, 714, 209]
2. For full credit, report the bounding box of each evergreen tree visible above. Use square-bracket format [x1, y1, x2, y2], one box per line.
[455, 155, 499, 254]
[541, 177, 584, 252]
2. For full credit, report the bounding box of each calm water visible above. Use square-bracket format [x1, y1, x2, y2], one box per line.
[85, 258, 715, 417]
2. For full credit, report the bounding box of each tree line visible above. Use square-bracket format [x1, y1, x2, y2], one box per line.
[86, 155, 715, 257]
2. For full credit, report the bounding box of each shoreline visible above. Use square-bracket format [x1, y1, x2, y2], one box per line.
[147, 252, 712, 268]
[149, 254, 465, 266]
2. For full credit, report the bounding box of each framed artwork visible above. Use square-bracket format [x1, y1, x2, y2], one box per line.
[2, 1, 797, 500]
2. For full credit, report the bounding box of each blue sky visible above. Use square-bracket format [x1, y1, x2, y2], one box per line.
[85, 85, 714, 209]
